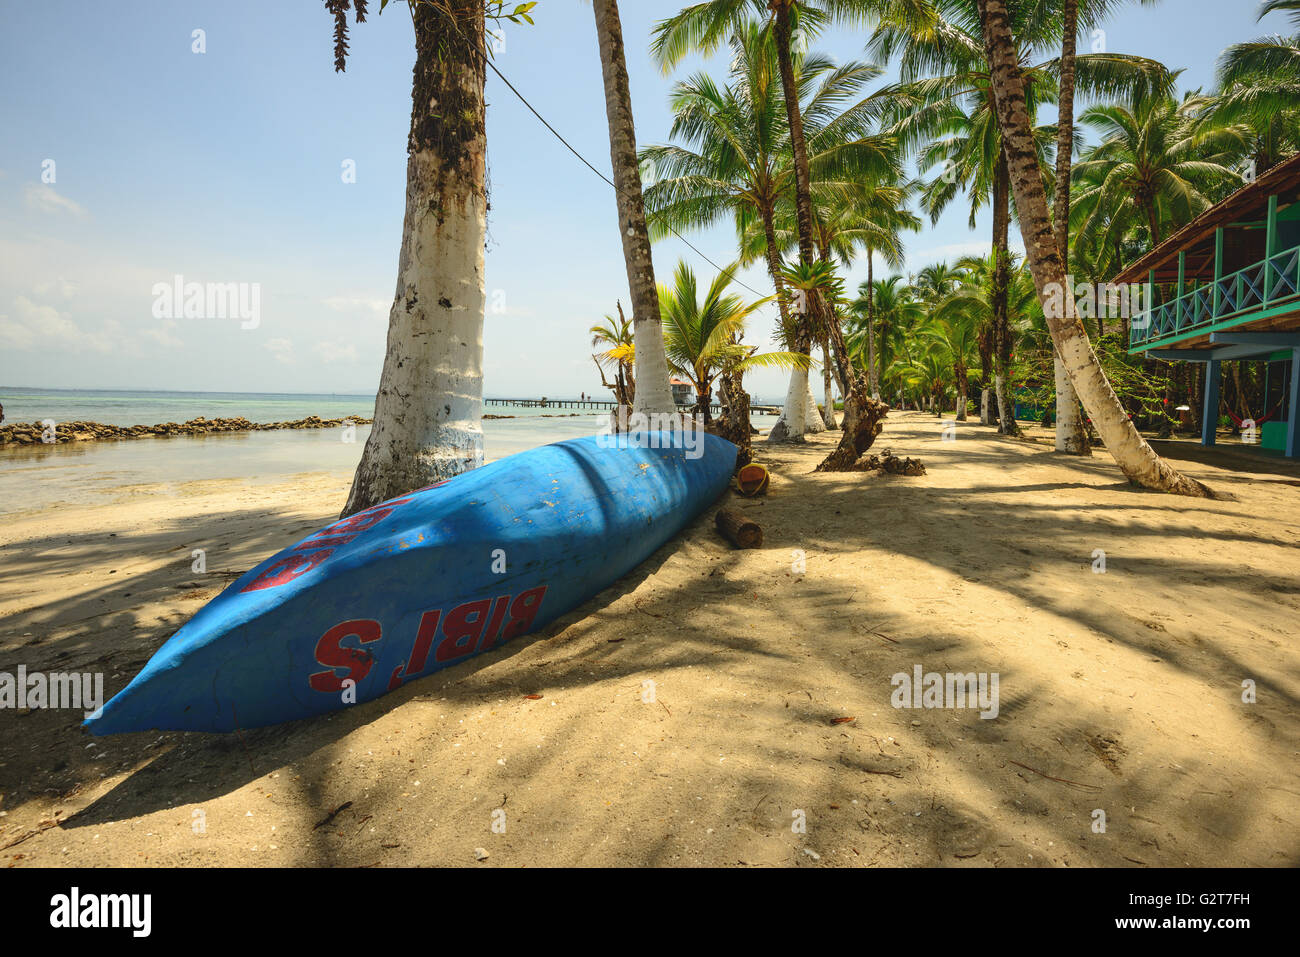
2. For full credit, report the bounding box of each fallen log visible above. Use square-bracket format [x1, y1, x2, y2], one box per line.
[715, 508, 763, 549]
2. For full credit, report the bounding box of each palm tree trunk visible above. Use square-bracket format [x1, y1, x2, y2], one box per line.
[865, 253, 881, 399]
[761, 205, 793, 329]
[804, 377, 825, 432]
[767, 2, 817, 443]
[978, 322, 994, 425]
[341, 1, 486, 517]
[1052, 0, 1089, 455]
[592, 0, 676, 420]
[822, 335, 838, 429]
[975, 0, 1212, 497]
[1144, 202, 1162, 248]
[771, 2, 815, 268]
[992, 147, 1019, 436]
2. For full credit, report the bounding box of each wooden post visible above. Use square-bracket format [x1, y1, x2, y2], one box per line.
[1265, 194, 1279, 302]
[1289, 349, 1300, 458]
[1146, 269, 1156, 339]
[1213, 227, 1225, 316]
[1176, 251, 1186, 330]
[1202, 358, 1221, 447]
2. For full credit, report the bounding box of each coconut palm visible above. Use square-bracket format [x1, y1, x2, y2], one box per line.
[921, 309, 981, 420]
[590, 308, 635, 408]
[652, 1, 889, 268]
[746, 175, 920, 417]
[1212, 0, 1300, 174]
[657, 259, 806, 422]
[873, 0, 1175, 437]
[653, 1, 896, 464]
[591, 0, 679, 421]
[973, 0, 1211, 496]
[848, 274, 924, 397]
[1072, 88, 1242, 248]
[642, 22, 898, 345]
[325, 0, 494, 515]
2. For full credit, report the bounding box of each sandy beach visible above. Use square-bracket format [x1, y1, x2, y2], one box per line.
[1, 410, 1297, 867]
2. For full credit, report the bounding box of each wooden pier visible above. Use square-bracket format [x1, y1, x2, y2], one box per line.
[484, 397, 783, 415]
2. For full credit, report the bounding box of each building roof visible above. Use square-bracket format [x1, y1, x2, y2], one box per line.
[1113, 151, 1300, 286]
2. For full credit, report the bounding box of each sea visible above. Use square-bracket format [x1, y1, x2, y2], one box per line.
[0, 387, 778, 513]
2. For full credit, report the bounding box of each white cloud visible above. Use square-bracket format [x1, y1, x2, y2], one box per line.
[908, 239, 1025, 268]
[141, 318, 183, 349]
[313, 339, 358, 364]
[322, 296, 388, 318]
[0, 296, 114, 353]
[33, 277, 79, 300]
[264, 337, 295, 364]
[24, 183, 87, 217]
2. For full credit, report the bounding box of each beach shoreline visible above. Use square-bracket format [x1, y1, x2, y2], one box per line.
[1, 410, 1296, 867]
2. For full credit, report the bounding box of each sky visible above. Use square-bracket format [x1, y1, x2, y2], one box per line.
[0, 0, 1279, 403]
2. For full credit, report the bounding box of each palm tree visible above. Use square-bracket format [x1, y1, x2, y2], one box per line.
[974, 0, 1211, 496]
[644, 18, 897, 441]
[1213, 0, 1300, 174]
[642, 23, 896, 367]
[921, 309, 980, 420]
[873, 0, 1174, 437]
[653, 1, 896, 463]
[934, 254, 1041, 421]
[914, 261, 965, 303]
[326, 0, 492, 516]
[1046, 0, 1167, 451]
[658, 260, 804, 422]
[590, 307, 635, 408]
[849, 274, 923, 398]
[653, 2, 886, 267]
[592, 0, 678, 421]
[1072, 89, 1241, 249]
[843, 184, 922, 400]
[747, 175, 919, 420]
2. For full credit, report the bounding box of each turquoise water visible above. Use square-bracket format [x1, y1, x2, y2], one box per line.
[0, 388, 776, 513]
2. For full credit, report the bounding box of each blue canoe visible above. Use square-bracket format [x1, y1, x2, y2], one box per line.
[85, 431, 736, 735]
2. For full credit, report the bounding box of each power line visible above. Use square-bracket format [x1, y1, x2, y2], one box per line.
[441, 10, 771, 300]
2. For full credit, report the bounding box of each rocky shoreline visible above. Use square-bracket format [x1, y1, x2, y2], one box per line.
[0, 414, 374, 448]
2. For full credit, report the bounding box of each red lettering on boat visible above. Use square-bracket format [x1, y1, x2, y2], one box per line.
[479, 594, 512, 651]
[241, 549, 332, 592]
[501, 586, 547, 642]
[397, 609, 442, 683]
[436, 599, 493, 662]
[309, 619, 382, 693]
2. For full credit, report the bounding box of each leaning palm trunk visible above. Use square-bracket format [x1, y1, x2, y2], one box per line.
[976, 0, 1211, 497]
[1052, 0, 1089, 455]
[815, 319, 888, 471]
[342, 2, 486, 517]
[592, 0, 676, 421]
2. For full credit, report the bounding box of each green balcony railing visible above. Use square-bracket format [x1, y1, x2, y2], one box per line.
[1130, 242, 1300, 349]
